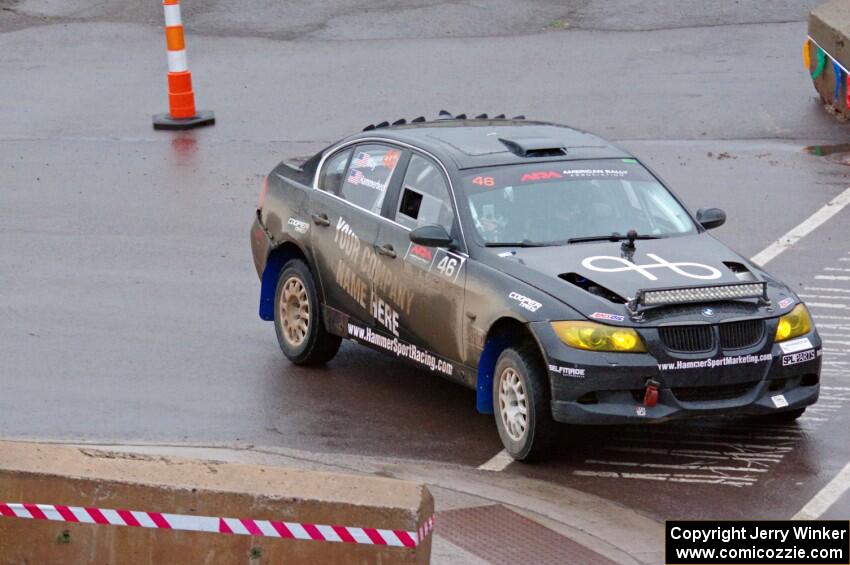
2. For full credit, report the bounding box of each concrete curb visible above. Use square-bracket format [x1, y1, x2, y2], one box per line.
[0, 441, 433, 564]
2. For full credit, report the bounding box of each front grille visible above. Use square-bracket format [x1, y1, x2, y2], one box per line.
[658, 325, 714, 352]
[672, 382, 756, 402]
[719, 319, 765, 349]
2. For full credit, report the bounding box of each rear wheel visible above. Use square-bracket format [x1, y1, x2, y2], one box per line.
[492, 345, 556, 461]
[273, 260, 340, 365]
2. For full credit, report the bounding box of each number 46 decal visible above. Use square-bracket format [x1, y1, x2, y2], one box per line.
[432, 249, 465, 283]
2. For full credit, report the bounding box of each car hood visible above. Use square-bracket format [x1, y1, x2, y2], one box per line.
[481, 233, 790, 324]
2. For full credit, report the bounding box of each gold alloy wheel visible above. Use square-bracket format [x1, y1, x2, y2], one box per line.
[498, 367, 528, 442]
[280, 276, 310, 347]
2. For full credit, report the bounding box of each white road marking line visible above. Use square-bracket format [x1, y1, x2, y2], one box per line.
[805, 286, 850, 293]
[573, 470, 756, 487]
[807, 302, 849, 310]
[813, 314, 850, 321]
[750, 187, 850, 266]
[584, 459, 768, 473]
[477, 449, 514, 472]
[824, 267, 850, 272]
[799, 294, 850, 301]
[792, 461, 850, 520]
[815, 275, 850, 281]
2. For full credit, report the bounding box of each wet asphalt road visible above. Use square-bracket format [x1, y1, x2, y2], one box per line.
[2, 0, 850, 527]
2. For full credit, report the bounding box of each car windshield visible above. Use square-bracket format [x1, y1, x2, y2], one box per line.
[462, 159, 697, 245]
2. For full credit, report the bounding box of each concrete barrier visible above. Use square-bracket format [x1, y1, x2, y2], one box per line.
[808, 0, 850, 119]
[0, 442, 433, 564]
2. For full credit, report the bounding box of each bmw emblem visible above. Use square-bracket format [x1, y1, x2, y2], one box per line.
[702, 308, 715, 317]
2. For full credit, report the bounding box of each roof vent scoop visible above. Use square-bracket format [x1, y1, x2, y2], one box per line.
[499, 137, 567, 158]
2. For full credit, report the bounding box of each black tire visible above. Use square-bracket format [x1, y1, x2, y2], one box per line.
[492, 344, 557, 461]
[273, 259, 341, 365]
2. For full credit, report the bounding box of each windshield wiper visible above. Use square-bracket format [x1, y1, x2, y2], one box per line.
[485, 240, 547, 248]
[567, 232, 664, 244]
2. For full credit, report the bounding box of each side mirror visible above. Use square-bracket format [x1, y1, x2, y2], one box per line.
[409, 224, 454, 248]
[696, 207, 726, 230]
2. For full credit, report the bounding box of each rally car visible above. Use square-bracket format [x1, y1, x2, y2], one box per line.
[250, 113, 821, 460]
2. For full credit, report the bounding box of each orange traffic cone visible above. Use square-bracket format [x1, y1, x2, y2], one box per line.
[152, 0, 214, 130]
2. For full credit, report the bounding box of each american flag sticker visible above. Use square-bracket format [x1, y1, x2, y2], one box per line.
[353, 152, 376, 169]
[347, 169, 364, 185]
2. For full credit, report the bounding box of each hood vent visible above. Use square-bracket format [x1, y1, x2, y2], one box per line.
[723, 261, 758, 282]
[560, 273, 626, 304]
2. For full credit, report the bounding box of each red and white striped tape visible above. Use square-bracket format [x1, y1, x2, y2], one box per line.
[0, 502, 434, 548]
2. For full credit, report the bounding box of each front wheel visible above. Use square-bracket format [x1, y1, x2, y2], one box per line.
[273, 259, 341, 365]
[492, 345, 556, 461]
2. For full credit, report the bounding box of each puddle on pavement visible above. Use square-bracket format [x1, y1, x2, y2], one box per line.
[805, 143, 850, 165]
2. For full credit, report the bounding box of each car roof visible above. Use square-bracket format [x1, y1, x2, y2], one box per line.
[346, 115, 633, 171]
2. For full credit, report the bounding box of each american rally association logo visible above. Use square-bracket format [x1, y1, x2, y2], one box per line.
[407, 244, 434, 265]
[582, 253, 723, 281]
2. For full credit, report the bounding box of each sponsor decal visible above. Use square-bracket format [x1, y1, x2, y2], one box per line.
[383, 149, 401, 170]
[783, 349, 817, 366]
[582, 253, 723, 281]
[771, 394, 789, 408]
[333, 217, 416, 317]
[657, 353, 772, 371]
[509, 292, 542, 313]
[563, 169, 628, 178]
[635, 406, 647, 417]
[590, 312, 625, 322]
[779, 337, 813, 354]
[371, 293, 399, 337]
[346, 169, 386, 191]
[287, 217, 309, 234]
[702, 307, 715, 317]
[778, 297, 794, 309]
[497, 251, 515, 257]
[520, 171, 562, 182]
[347, 321, 454, 377]
[405, 243, 434, 266]
[548, 364, 585, 378]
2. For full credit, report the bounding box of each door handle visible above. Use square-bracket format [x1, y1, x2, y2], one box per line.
[311, 213, 330, 227]
[375, 243, 396, 258]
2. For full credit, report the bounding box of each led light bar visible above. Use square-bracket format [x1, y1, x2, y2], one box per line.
[636, 282, 767, 307]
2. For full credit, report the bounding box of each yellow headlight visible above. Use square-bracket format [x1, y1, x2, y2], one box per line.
[774, 303, 812, 342]
[551, 321, 646, 353]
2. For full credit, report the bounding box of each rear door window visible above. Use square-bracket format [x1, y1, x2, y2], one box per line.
[336, 144, 402, 215]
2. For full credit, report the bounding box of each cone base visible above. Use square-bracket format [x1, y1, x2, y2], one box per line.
[153, 110, 215, 130]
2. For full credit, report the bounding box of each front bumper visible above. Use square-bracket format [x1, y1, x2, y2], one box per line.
[530, 321, 822, 425]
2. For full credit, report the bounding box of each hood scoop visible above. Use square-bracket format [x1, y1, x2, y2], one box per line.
[560, 273, 627, 304]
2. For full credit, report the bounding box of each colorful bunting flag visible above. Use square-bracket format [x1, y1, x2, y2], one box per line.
[812, 47, 827, 79]
[834, 61, 845, 101]
[803, 39, 811, 70]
